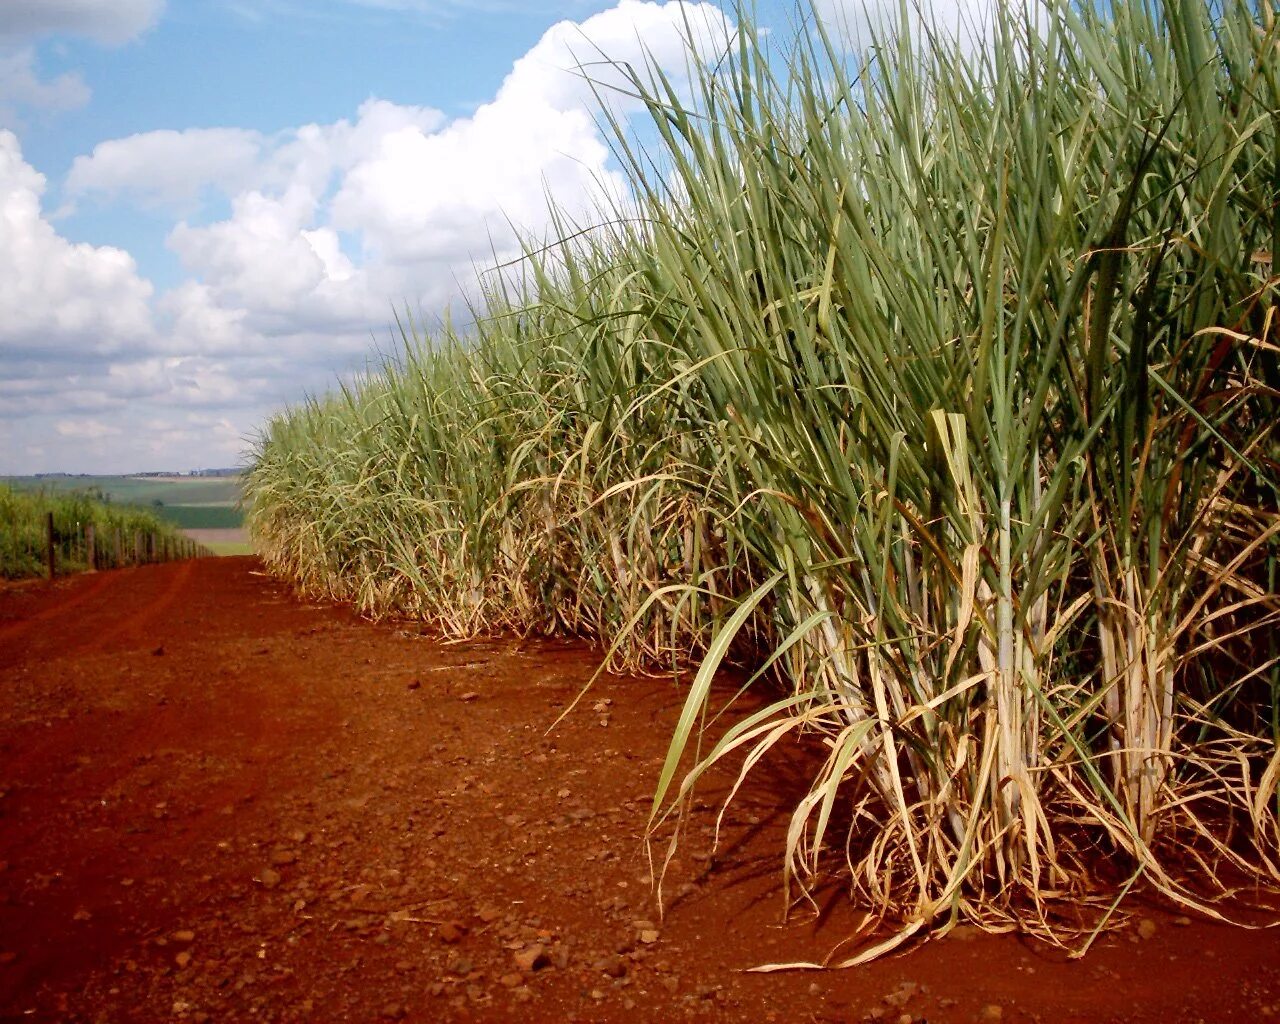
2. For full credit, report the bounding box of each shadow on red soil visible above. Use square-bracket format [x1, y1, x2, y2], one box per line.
[1, 557, 1277, 1023]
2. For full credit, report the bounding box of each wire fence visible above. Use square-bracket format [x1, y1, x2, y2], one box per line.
[2, 513, 213, 580]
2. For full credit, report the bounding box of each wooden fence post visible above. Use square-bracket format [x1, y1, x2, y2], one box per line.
[85, 524, 97, 572]
[46, 512, 55, 580]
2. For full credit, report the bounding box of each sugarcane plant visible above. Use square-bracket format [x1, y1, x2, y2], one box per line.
[245, 0, 1280, 958]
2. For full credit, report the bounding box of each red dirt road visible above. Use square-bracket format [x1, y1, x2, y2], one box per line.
[2, 558, 1278, 1023]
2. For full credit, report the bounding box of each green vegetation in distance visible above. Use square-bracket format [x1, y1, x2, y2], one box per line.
[0, 483, 203, 578]
[204, 540, 255, 556]
[1, 475, 244, 530]
[160, 505, 243, 529]
[245, 0, 1280, 959]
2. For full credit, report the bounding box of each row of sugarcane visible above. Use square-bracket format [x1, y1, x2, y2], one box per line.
[245, 0, 1280, 958]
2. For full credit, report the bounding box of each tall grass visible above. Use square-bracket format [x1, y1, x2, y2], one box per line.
[0, 484, 202, 578]
[246, 0, 1280, 954]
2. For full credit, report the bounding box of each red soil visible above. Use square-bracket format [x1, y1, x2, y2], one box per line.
[1, 557, 1277, 1024]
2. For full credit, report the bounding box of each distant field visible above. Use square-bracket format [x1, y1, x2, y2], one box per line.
[185, 527, 253, 557]
[163, 505, 243, 529]
[3, 475, 244, 530]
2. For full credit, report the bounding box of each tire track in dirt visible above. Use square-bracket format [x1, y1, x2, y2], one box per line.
[0, 571, 121, 649]
[0, 559, 198, 673]
[0, 561, 204, 796]
[0, 559, 308, 807]
[76, 557, 197, 655]
[0, 560, 338, 1015]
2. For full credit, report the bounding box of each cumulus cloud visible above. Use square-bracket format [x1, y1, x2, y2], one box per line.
[3, 406, 252, 475]
[0, 0, 164, 45]
[151, 3, 732, 337]
[812, 0, 1042, 54]
[0, 125, 284, 482]
[328, 97, 617, 267]
[64, 100, 450, 212]
[326, 3, 730, 270]
[169, 187, 376, 330]
[66, 128, 267, 209]
[0, 130, 156, 357]
[2, 1, 737, 473]
[503, 0, 733, 113]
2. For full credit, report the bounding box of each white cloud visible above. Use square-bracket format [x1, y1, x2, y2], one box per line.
[328, 96, 619, 267]
[323, 3, 732, 265]
[165, 5, 732, 327]
[231, 1, 587, 23]
[812, 0, 1041, 54]
[64, 99, 450, 212]
[502, 0, 733, 114]
[66, 128, 267, 208]
[55, 418, 121, 439]
[0, 47, 89, 125]
[0, 130, 155, 357]
[4, 406, 251, 475]
[0, 0, 164, 45]
[0, 132, 272, 483]
[169, 187, 374, 324]
[155, 283, 251, 357]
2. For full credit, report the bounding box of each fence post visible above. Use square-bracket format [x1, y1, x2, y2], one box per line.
[85, 524, 97, 572]
[46, 512, 55, 580]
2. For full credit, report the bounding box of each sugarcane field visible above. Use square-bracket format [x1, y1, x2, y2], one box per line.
[1, 0, 1278, 1020]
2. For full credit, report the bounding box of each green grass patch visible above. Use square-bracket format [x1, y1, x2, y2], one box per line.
[161, 505, 243, 529]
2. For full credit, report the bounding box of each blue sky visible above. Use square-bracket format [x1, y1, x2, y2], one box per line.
[0, 0, 937, 474]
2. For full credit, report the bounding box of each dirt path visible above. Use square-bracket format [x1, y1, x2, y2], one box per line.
[1, 558, 1278, 1023]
